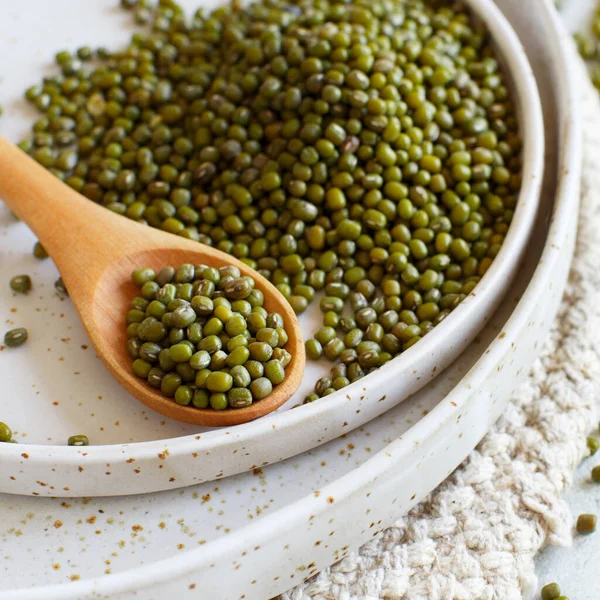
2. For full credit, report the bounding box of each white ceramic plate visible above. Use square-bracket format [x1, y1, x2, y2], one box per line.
[0, 0, 580, 598]
[0, 0, 544, 497]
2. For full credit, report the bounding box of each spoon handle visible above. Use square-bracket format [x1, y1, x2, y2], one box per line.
[0, 136, 133, 280]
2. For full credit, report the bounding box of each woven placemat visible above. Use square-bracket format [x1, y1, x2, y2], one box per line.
[281, 55, 600, 600]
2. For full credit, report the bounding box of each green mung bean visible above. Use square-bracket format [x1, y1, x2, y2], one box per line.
[127, 264, 289, 409]
[540, 583, 562, 600]
[4, 328, 28, 348]
[33, 242, 49, 259]
[576, 513, 597, 534]
[68, 435, 89, 446]
[9, 275, 32, 294]
[0, 422, 12, 443]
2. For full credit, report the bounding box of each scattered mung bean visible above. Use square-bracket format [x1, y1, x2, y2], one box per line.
[9, 275, 32, 294]
[68, 435, 90, 446]
[576, 513, 597, 535]
[4, 328, 28, 348]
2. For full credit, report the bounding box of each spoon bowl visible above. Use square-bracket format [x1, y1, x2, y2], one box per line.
[0, 137, 304, 426]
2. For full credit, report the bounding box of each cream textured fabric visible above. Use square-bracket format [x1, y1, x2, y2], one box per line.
[281, 62, 600, 600]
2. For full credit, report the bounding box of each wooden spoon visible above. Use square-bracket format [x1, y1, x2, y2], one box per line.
[0, 137, 305, 427]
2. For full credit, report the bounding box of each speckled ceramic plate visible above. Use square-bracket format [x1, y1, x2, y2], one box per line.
[0, 0, 579, 597]
[0, 0, 543, 498]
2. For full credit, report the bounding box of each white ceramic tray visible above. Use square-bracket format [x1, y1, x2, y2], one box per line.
[0, 0, 580, 598]
[0, 0, 544, 497]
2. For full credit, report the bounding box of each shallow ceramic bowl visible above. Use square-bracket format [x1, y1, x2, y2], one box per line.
[0, 1, 579, 597]
[0, 0, 543, 497]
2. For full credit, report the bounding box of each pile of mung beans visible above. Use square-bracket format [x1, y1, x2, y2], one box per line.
[17, 0, 521, 402]
[127, 263, 291, 409]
